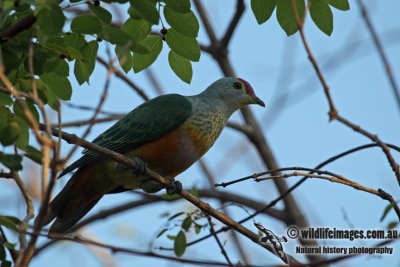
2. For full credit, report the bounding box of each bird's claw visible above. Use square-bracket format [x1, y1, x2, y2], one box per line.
[166, 179, 182, 195]
[131, 157, 147, 176]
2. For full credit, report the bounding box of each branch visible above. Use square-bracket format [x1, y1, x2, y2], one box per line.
[221, 0, 245, 48]
[186, 143, 400, 248]
[207, 217, 233, 266]
[27, 231, 239, 267]
[96, 56, 150, 101]
[1, 14, 36, 42]
[289, 0, 400, 186]
[357, 0, 400, 113]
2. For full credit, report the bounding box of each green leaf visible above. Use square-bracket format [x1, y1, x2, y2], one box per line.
[13, 100, 40, 123]
[276, 0, 305, 36]
[190, 186, 199, 198]
[251, 0, 277, 24]
[40, 73, 72, 100]
[64, 33, 86, 50]
[24, 145, 43, 164]
[174, 230, 186, 257]
[165, 0, 191, 13]
[168, 211, 185, 221]
[130, 0, 159, 24]
[0, 92, 12, 106]
[327, 0, 349, 10]
[74, 60, 89, 85]
[0, 244, 5, 260]
[166, 234, 176, 240]
[132, 35, 162, 73]
[387, 221, 398, 230]
[156, 228, 168, 238]
[165, 28, 200, 61]
[161, 193, 181, 200]
[116, 46, 133, 73]
[13, 116, 29, 149]
[122, 18, 152, 42]
[1, 260, 12, 267]
[168, 50, 192, 83]
[71, 14, 102, 34]
[380, 203, 395, 221]
[0, 121, 20, 146]
[74, 40, 99, 84]
[181, 216, 192, 231]
[89, 3, 112, 24]
[0, 154, 22, 171]
[0, 216, 21, 231]
[310, 0, 333, 35]
[37, 5, 66, 36]
[164, 7, 199, 38]
[102, 26, 135, 49]
[0, 107, 10, 130]
[54, 59, 70, 76]
[194, 222, 202, 234]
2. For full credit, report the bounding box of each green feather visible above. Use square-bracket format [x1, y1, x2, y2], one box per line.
[60, 94, 192, 177]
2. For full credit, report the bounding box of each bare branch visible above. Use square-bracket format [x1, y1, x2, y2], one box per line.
[221, 0, 245, 48]
[207, 217, 233, 266]
[96, 56, 150, 101]
[357, 0, 400, 112]
[27, 231, 239, 267]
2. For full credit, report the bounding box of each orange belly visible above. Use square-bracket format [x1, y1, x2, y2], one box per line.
[128, 124, 209, 178]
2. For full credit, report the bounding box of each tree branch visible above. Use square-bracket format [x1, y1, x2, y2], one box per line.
[357, 0, 400, 113]
[221, 0, 245, 48]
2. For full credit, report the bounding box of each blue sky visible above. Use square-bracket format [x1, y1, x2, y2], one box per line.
[1, 0, 400, 266]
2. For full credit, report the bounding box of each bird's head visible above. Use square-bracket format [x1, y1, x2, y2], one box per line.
[204, 77, 265, 110]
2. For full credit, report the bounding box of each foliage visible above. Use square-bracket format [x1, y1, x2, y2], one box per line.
[250, 0, 350, 36]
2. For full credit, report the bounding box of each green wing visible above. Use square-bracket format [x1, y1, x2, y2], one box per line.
[59, 94, 192, 177]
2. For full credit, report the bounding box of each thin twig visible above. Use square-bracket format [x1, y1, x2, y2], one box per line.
[12, 172, 35, 253]
[207, 217, 233, 266]
[63, 101, 119, 116]
[0, 227, 18, 262]
[221, 0, 245, 48]
[357, 0, 400, 112]
[199, 160, 251, 265]
[96, 56, 149, 101]
[64, 56, 113, 163]
[54, 114, 124, 128]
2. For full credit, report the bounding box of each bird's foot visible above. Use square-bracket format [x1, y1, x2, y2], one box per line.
[131, 157, 147, 176]
[166, 179, 182, 195]
[116, 157, 147, 176]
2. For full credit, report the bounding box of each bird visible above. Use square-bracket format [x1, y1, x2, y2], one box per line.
[41, 77, 265, 233]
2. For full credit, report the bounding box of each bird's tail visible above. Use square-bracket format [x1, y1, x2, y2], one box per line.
[38, 175, 76, 228]
[49, 197, 100, 233]
[37, 166, 103, 233]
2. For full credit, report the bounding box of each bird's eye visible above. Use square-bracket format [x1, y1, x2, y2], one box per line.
[233, 82, 242, 89]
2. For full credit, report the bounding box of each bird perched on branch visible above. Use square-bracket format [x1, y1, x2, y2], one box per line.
[41, 77, 265, 233]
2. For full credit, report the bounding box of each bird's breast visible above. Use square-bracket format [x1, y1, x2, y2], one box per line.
[123, 113, 226, 180]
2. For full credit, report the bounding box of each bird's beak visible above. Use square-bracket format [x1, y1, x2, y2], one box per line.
[252, 95, 265, 107]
